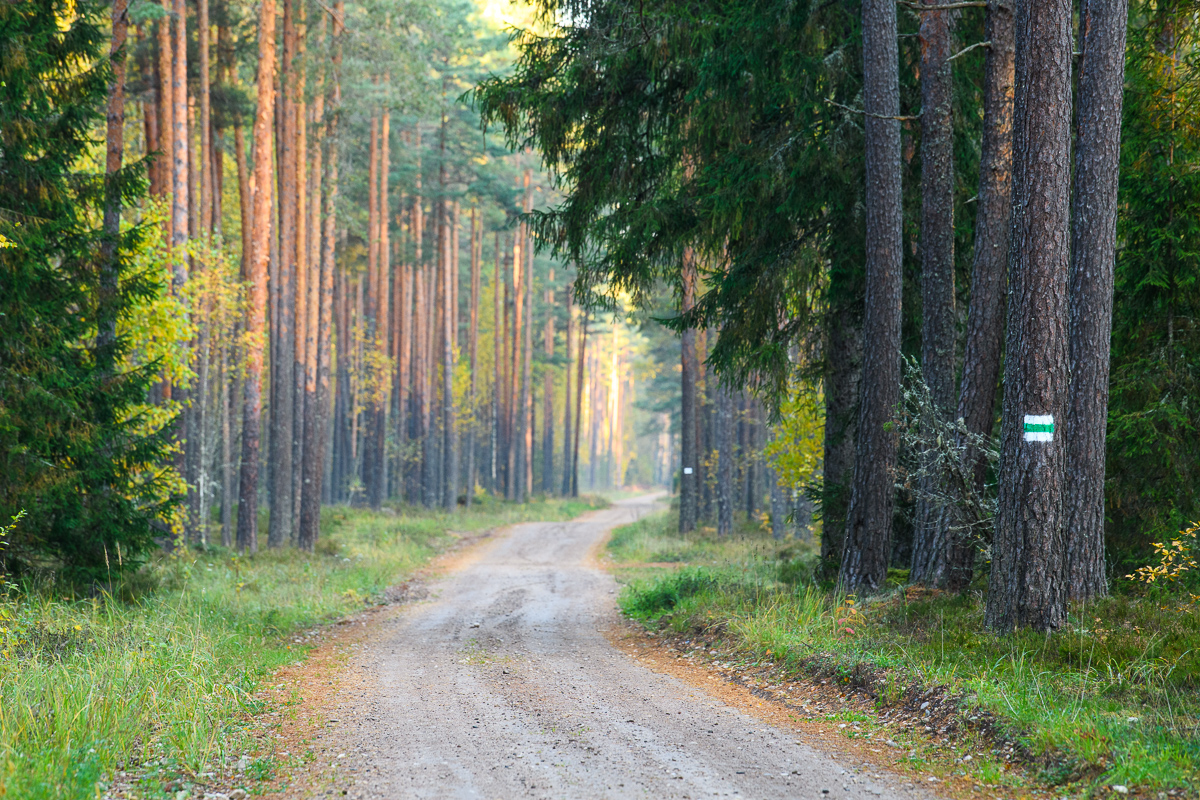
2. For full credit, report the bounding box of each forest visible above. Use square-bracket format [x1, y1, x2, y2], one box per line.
[0, 0, 1198, 796]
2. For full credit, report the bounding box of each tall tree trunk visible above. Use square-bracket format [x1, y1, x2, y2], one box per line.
[235, 125, 251, 274]
[571, 310, 588, 497]
[170, 0, 188, 279]
[99, 0, 128, 352]
[467, 205, 480, 505]
[508, 230, 521, 500]
[716, 382, 734, 536]
[521, 170, 534, 499]
[269, 0, 297, 545]
[839, 0, 903, 593]
[1065, 0, 1128, 602]
[492, 233, 502, 493]
[236, 0, 277, 554]
[198, 0, 212, 236]
[821, 304, 862, 568]
[679, 247, 699, 532]
[156, 2, 173, 203]
[374, 110, 391, 505]
[944, 0, 1016, 592]
[560, 280, 574, 497]
[910, 0, 959, 585]
[410, 135, 423, 502]
[986, 0, 1073, 633]
[291, 6, 309, 532]
[443, 198, 456, 511]
[542, 271, 555, 493]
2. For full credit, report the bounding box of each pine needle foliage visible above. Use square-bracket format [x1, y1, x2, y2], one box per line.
[476, 0, 866, 400]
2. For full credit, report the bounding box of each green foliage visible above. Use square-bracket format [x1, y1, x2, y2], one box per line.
[613, 512, 1200, 794]
[1107, 2, 1200, 575]
[0, 496, 604, 798]
[0, 0, 176, 581]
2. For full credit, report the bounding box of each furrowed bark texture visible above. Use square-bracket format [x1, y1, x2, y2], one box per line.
[910, 0, 958, 585]
[821, 307, 861, 566]
[1065, 0, 1128, 602]
[840, 0, 903, 593]
[986, 0, 1073, 633]
[944, 0, 1015, 592]
[236, 0, 276, 554]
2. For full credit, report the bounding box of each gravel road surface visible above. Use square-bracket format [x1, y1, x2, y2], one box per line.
[308, 494, 942, 800]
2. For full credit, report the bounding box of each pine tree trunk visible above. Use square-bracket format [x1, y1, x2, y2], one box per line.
[198, 0, 212, 236]
[299, 47, 325, 550]
[292, 63, 309, 533]
[269, 0, 296, 545]
[945, 0, 1015, 592]
[821, 305, 861, 567]
[467, 205, 480, 505]
[986, 0, 1073, 633]
[492, 233, 502, 493]
[443, 198, 457, 511]
[1066, 0, 1128, 602]
[910, 0, 959, 585]
[839, 0, 903, 593]
[560, 282, 574, 497]
[170, 0, 188, 279]
[374, 110, 392, 505]
[716, 382, 734, 536]
[99, 0, 128, 352]
[236, 0, 276, 555]
[679, 247, 699, 533]
[508, 230, 522, 500]
[521, 171, 534, 499]
[156, 6, 172, 204]
[542, 272, 554, 494]
[572, 311, 588, 497]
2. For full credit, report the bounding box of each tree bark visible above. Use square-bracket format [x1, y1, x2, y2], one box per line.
[542, 271, 555, 494]
[374, 110, 392, 505]
[198, 0, 212, 236]
[986, 0, 1073, 633]
[269, 0, 296, 546]
[170, 0, 188, 280]
[679, 246, 699, 533]
[443, 198, 457, 511]
[492, 233, 502, 493]
[560, 281, 574, 497]
[156, 5, 172, 204]
[821, 305, 862, 567]
[1066, 0, 1128, 602]
[99, 0, 128, 352]
[237, 0, 277, 555]
[943, 0, 1016, 592]
[467, 205, 480, 505]
[840, 0, 904, 593]
[910, 0, 959, 584]
[291, 6, 309, 532]
[572, 311, 588, 497]
[716, 382, 734, 536]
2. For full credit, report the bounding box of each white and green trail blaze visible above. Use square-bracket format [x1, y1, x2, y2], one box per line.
[1023, 414, 1054, 442]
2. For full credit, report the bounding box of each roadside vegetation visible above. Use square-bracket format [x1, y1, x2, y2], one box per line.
[0, 496, 604, 799]
[609, 509, 1200, 798]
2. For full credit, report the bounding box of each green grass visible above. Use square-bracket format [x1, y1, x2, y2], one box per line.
[609, 509, 1200, 797]
[0, 494, 606, 799]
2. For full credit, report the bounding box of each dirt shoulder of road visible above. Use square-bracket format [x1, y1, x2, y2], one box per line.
[240, 525, 504, 800]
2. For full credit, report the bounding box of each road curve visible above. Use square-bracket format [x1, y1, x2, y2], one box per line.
[307, 494, 941, 799]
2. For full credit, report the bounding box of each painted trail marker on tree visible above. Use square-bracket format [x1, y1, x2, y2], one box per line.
[1023, 414, 1054, 442]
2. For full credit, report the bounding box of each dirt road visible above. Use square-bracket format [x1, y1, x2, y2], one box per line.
[302, 494, 942, 799]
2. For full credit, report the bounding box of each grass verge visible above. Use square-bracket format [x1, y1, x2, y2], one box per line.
[607, 509, 1200, 798]
[0, 494, 605, 799]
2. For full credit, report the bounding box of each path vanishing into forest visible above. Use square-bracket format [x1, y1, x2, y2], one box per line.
[294, 495, 943, 799]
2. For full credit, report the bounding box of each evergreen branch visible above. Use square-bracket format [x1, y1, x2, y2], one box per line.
[947, 40, 991, 62]
[824, 98, 919, 122]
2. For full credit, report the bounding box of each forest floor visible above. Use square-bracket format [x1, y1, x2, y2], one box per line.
[0, 494, 604, 800]
[259, 493, 953, 800]
[607, 510, 1200, 800]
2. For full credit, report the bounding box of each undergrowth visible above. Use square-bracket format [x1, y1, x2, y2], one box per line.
[609, 509, 1200, 797]
[0, 494, 605, 799]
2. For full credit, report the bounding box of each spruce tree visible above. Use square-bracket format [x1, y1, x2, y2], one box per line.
[0, 0, 174, 579]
